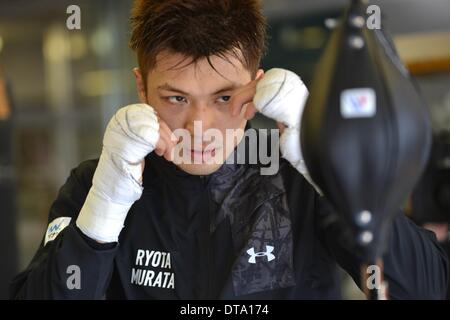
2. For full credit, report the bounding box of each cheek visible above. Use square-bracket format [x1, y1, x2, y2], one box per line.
[214, 106, 245, 129]
[147, 97, 185, 130]
[221, 116, 247, 136]
[212, 111, 247, 147]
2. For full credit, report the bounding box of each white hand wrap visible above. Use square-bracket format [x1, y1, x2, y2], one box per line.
[254, 68, 322, 194]
[76, 104, 159, 242]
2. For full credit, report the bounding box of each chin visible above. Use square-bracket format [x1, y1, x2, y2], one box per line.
[176, 162, 224, 176]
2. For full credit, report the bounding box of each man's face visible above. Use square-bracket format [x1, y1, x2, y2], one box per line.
[134, 50, 259, 175]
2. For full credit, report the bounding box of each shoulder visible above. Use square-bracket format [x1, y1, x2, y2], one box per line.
[279, 158, 318, 197]
[47, 159, 99, 223]
[41, 159, 99, 246]
[70, 158, 99, 190]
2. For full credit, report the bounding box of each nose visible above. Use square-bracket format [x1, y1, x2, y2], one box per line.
[184, 101, 215, 138]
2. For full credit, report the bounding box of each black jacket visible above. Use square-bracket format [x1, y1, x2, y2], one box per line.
[10, 134, 449, 299]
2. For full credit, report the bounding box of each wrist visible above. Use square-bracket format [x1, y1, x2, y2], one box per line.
[76, 186, 139, 243]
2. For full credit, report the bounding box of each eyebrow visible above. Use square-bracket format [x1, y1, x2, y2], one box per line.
[157, 84, 190, 96]
[212, 84, 239, 95]
[157, 83, 240, 96]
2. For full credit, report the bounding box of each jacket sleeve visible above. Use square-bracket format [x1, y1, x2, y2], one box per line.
[10, 160, 118, 299]
[315, 193, 449, 300]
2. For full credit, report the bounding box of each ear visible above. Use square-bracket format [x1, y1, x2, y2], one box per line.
[255, 69, 265, 80]
[133, 67, 148, 104]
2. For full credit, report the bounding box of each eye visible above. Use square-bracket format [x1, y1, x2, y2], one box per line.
[217, 96, 231, 103]
[167, 96, 187, 104]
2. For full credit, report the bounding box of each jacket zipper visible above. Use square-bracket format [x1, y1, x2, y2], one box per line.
[201, 176, 213, 299]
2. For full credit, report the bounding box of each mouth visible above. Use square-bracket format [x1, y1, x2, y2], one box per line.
[189, 148, 221, 163]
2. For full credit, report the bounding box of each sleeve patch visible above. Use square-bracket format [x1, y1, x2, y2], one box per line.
[45, 217, 72, 246]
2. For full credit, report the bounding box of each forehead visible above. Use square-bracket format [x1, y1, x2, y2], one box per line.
[147, 50, 251, 90]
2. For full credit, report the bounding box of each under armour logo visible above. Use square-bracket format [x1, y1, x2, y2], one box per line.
[247, 245, 275, 264]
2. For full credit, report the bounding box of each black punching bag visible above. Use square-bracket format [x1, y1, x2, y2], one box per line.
[301, 0, 432, 262]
